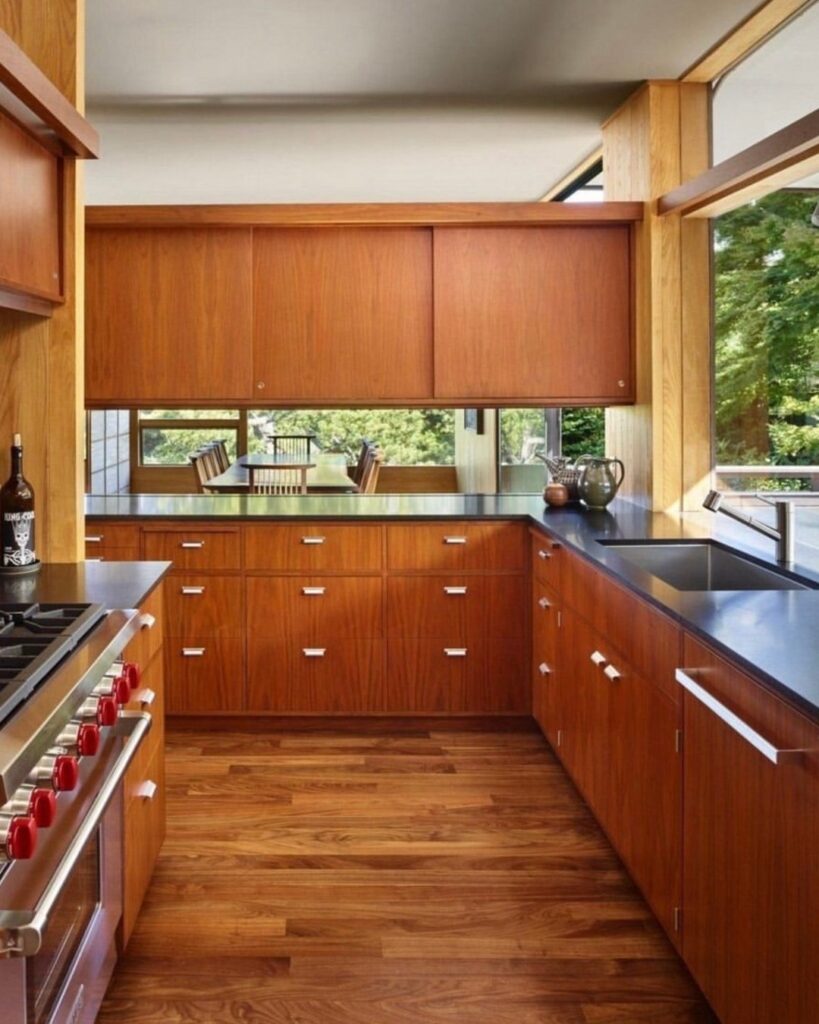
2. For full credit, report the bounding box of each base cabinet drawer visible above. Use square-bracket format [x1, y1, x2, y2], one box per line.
[165, 575, 244, 637]
[142, 529, 241, 571]
[387, 522, 526, 572]
[244, 524, 383, 572]
[166, 638, 245, 713]
[531, 531, 562, 590]
[247, 639, 383, 712]
[387, 575, 525, 639]
[531, 580, 561, 742]
[124, 584, 164, 669]
[247, 576, 383, 639]
[85, 521, 140, 554]
[122, 743, 165, 947]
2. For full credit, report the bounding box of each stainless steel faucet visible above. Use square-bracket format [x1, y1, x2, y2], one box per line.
[703, 489, 795, 564]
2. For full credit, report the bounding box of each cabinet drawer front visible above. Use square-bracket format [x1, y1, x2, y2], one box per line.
[387, 575, 526, 639]
[532, 580, 560, 671]
[247, 576, 383, 639]
[124, 583, 164, 669]
[143, 529, 241, 571]
[244, 524, 383, 571]
[166, 638, 245, 713]
[531, 531, 563, 589]
[85, 545, 141, 562]
[123, 744, 165, 946]
[387, 522, 525, 571]
[125, 656, 165, 772]
[247, 638, 383, 712]
[84, 522, 140, 550]
[165, 576, 243, 637]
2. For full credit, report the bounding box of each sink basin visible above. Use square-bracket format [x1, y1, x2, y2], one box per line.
[599, 540, 814, 592]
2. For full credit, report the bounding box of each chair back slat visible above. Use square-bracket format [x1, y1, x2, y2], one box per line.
[249, 466, 308, 495]
[189, 451, 217, 493]
[263, 433, 315, 460]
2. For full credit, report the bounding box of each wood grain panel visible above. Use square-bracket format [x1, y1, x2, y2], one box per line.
[246, 576, 383, 640]
[122, 744, 165, 947]
[85, 227, 253, 402]
[680, 635, 819, 1024]
[142, 529, 241, 572]
[123, 583, 164, 672]
[165, 575, 244, 638]
[247, 639, 384, 713]
[253, 228, 433, 401]
[387, 575, 525, 640]
[386, 522, 526, 572]
[166, 639, 245, 714]
[244, 524, 383, 572]
[433, 226, 633, 402]
[531, 530, 563, 591]
[84, 521, 140, 549]
[531, 579, 562, 744]
[0, 107, 60, 300]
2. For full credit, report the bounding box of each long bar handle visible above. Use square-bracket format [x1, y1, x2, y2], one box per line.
[444, 647, 468, 657]
[85, 535, 103, 543]
[676, 669, 804, 766]
[443, 586, 468, 595]
[443, 536, 467, 545]
[180, 540, 205, 549]
[180, 586, 205, 596]
[302, 587, 326, 596]
[0, 713, 151, 956]
[182, 647, 206, 657]
[303, 648, 326, 657]
[301, 536, 325, 545]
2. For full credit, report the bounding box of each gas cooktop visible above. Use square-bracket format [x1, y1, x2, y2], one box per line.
[0, 603, 106, 724]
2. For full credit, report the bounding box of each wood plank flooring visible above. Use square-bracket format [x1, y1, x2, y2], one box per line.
[99, 720, 716, 1023]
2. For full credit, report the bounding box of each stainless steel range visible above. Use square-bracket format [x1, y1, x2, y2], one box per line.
[0, 601, 153, 1024]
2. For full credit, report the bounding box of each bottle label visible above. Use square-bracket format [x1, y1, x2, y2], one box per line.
[3, 510, 36, 566]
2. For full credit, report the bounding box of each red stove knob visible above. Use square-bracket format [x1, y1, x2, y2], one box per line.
[53, 755, 79, 792]
[1, 816, 37, 861]
[97, 695, 118, 726]
[77, 723, 100, 757]
[112, 675, 131, 705]
[30, 788, 57, 828]
[122, 662, 141, 690]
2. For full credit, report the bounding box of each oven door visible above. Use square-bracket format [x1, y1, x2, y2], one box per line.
[0, 713, 151, 1024]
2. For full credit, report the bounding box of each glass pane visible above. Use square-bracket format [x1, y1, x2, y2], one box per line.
[498, 408, 605, 492]
[138, 409, 239, 420]
[714, 190, 819, 493]
[141, 428, 238, 466]
[248, 410, 455, 465]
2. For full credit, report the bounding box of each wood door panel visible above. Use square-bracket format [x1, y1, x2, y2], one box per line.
[86, 227, 253, 402]
[142, 529, 242, 571]
[386, 522, 526, 572]
[253, 227, 433, 400]
[84, 522, 140, 550]
[531, 579, 561, 742]
[433, 226, 632, 401]
[531, 531, 563, 591]
[247, 639, 384, 713]
[165, 576, 244, 638]
[123, 744, 165, 947]
[246, 576, 383, 639]
[244, 524, 383, 572]
[681, 635, 819, 1024]
[166, 638, 245, 713]
[386, 576, 483, 639]
[385, 640, 472, 713]
[124, 583, 164, 670]
[0, 110, 60, 301]
[470, 640, 528, 713]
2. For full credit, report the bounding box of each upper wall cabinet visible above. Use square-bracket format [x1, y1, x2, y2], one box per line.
[86, 228, 253, 403]
[433, 226, 634, 403]
[253, 228, 433, 401]
[0, 28, 99, 316]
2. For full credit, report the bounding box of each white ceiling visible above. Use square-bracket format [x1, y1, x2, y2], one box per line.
[85, 0, 764, 204]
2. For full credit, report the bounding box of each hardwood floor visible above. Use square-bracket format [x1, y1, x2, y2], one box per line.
[100, 720, 716, 1023]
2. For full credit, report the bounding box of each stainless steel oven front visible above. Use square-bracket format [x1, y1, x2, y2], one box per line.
[0, 713, 149, 1024]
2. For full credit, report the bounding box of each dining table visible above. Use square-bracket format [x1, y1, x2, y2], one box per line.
[205, 453, 359, 494]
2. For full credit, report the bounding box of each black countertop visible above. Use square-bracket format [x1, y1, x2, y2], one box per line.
[85, 493, 819, 721]
[0, 560, 170, 612]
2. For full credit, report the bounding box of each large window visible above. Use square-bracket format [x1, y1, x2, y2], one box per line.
[714, 190, 819, 492]
[499, 408, 605, 492]
[138, 410, 240, 466]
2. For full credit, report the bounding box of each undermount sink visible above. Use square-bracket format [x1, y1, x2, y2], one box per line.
[599, 540, 814, 592]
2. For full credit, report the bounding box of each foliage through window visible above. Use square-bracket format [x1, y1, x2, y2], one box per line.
[138, 410, 239, 466]
[714, 190, 819, 491]
[499, 408, 605, 464]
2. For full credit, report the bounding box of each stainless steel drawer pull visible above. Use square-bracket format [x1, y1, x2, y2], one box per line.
[538, 597, 551, 609]
[590, 650, 607, 666]
[537, 548, 551, 560]
[443, 536, 467, 545]
[603, 664, 621, 681]
[443, 586, 468, 595]
[444, 647, 468, 657]
[140, 613, 156, 630]
[302, 587, 326, 596]
[180, 586, 205, 595]
[182, 647, 206, 657]
[180, 540, 205, 549]
[303, 647, 326, 657]
[301, 536, 326, 545]
[538, 662, 551, 676]
[676, 669, 804, 766]
[138, 688, 156, 707]
[85, 535, 103, 543]
[135, 780, 158, 801]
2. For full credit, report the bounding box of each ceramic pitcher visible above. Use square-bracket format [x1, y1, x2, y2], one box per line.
[576, 456, 625, 510]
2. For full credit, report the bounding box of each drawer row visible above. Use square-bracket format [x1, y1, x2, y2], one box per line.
[165, 638, 528, 715]
[163, 573, 527, 640]
[86, 520, 528, 572]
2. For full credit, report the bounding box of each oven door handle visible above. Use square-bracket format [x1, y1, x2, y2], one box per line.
[0, 712, 152, 958]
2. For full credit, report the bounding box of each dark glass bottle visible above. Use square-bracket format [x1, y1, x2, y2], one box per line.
[1, 433, 36, 567]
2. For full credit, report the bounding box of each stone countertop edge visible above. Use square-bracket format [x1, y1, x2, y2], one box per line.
[0, 560, 172, 612]
[84, 493, 819, 723]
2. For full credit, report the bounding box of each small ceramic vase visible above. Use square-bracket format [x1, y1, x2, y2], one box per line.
[544, 482, 569, 507]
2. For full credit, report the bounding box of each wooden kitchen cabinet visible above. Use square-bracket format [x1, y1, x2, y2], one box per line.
[85, 227, 253, 403]
[386, 521, 526, 573]
[531, 577, 561, 745]
[387, 574, 524, 640]
[244, 523, 383, 573]
[247, 575, 383, 640]
[680, 635, 819, 1024]
[433, 226, 633, 402]
[166, 638, 246, 713]
[252, 227, 433, 401]
[85, 521, 141, 562]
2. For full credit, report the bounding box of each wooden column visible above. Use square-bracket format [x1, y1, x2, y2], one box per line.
[454, 411, 498, 493]
[0, 0, 85, 560]
[603, 81, 711, 512]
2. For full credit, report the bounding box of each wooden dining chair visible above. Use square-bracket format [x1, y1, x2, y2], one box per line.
[352, 439, 376, 486]
[207, 439, 230, 472]
[196, 445, 222, 479]
[358, 449, 384, 494]
[189, 451, 217, 494]
[264, 433, 315, 460]
[249, 466, 308, 495]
